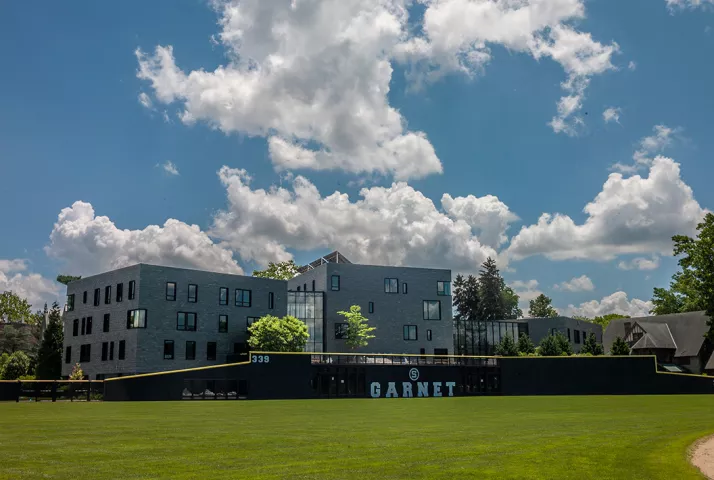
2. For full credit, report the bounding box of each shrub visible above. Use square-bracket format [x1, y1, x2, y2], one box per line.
[2, 351, 30, 380]
[517, 333, 536, 355]
[581, 332, 605, 356]
[610, 336, 631, 356]
[69, 363, 84, 380]
[494, 333, 518, 356]
[539, 335, 561, 356]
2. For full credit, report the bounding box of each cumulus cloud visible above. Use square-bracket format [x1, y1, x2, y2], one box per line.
[510, 279, 543, 315]
[554, 275, 595, 292]
[0, 259, 61, 309]
[210, 167, 516, 271]
[603, 107, 621, 124]
[45, 201, 243, 276]
[666, 0, 714, 11]
[613, 125, 679, 173]
[561, 291, 653, 318]
[617, 256, 660, 271]
[506, 156, 707, 262]
[161, 161, 179, 176]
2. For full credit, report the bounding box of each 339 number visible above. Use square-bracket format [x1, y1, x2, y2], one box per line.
[252, 355, 270, 364]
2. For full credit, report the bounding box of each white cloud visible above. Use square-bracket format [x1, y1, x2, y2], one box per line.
[138, 92, 153, 109]
[603, 107, 621, 124]
[628, 61, 637, 71]
[617, 256, 660, 271]
[510, 279, 543, 315]
[612, 125, 679, 173]
[162, 161, 180, 176]
[506, 156, 707, 262]
[561, 291, 653, 318]
[210, 167, 515, 272]
[45, 201, 243, 276]
[0, 259, 61, 309]
[666, 0, 714, 11]
[554, 275, 595, 292]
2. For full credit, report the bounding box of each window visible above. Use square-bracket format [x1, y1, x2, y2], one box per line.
[83, 291, 87, 304]
[116, 283, 123, 302]
[207, 342, 217, 361]
[247, 317, 260, 332]
[423, 300, 441, 320]
[384, 278, 398, 293]
[166, 282, 176, 301]
[583, 331, 589, 342]
[67, 294, 75, 312]
[219, 315, 228, 333]
[268, 292, 274, 310]
[103, 314, 110, 333]
[72, 319, 79, 337]
[303, 283, 307, 292]
[434, 348, 448, 355]
[574, 330, 581, 344]
[235, 289, 251, 307]
[102, 342, 109, 361]
[94, 288, 100, 306]
[403, 325, 418, 341]
[331, 275, 340, 291]
[104, 286, 112, 304]
[128, 280, 136, 300]
[297, 286, 301, 292]
[126, 309, 147, 329]
[427, 329, 432, 341]
[79, 344, 91, 363]
[312, 280, 315, 291]
[176, 312, 197, 331]
[368, 302, 374, 314]
[188, 284, 198, 303]
[164, 340, 174, 360]
[65, 346, 71, 364]
[86, 317, 93, 335]
[109, 341, 114, 361]
[118, 340, 126, 360]
[402, 283, 408, 294]
[219, 287, 228, 305]
[81, 318, 86, 335]
[567, 328, 571, 341]
[185, 341, 196, 360]
[335, 323, 348, 339]
[437, 281, 451, 296]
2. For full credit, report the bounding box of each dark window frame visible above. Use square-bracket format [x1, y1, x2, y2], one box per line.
[176, 312, 197, 331]
[101, 342, 109, 361]
[402, 283, 408, 294]
[166, 282, 177, 301]
[384, 278, 399, 294]
[235, 289, 252, 307]
[109, 341, 114, 361]
[574, 330, 581, 344]
[65, 346, 71, 364]
[128, 280, 136, 300]
[104, 286, 112, 304]
[72, 319, 79, 337]
[427, 329, 432, 341]
[79, 344, 91, 363]
[67, 294, 75, 312]
[268, 292, 274, 310]
[185, 341, 196, 360]
[437, 281, 451, 296]
[219, 315, 228, 333]
[335, 322, 348, 339]
[86, 316, 93, 335]
[331, 275, 340, 291]
[116, 283, 123, 303]
[82, 291, 87, 304]
[423, 300, 442, 320]
[188, 284, 198, 303]
[81, 317, 86, 335]
[126, 309, 147, 329]
[103, 313, 110, 333]
[403, 325, 418, 341]
[219, 287, 228, 305]
[118, 340, 126, 360]
[312, 280, 315, 291]
[93, 288, 100, 306]
[164, 340, 175, 360]
[368, 302, 374, 314]
[207, 342, 217, 361]
[246, 316, 260, 332]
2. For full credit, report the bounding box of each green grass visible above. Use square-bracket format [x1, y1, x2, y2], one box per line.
[1, 396, 713, 479]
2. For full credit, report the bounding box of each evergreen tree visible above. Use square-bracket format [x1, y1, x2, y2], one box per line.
[500, 280, 522, 319]
[35, 302, 64, 379]
[539, 334, 562, 356]
[528, 294, 558, 318]
[478, 257, 506, 320]
[517, 333, 536, 355]
[494, 333, 518, 356]
[580, 332, 604, 356]
[554, 332, 573, 356]
[610, 336, 631, 355]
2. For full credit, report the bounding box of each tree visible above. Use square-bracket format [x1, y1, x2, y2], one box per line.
[252, 260, 300, 280]
[0, 352, 9, 377]
[337, 305, 376, 350]
[610, 336, 631, 356]
[554, 332, 573, 356]
[56, 275, 81, 285]
[528, 294, 558, 318]
[591, 313, 629, 331]
[69, 363, 84, 380]
[517, 333, 536, 355]
[35, 302, 64, 379]
[0, 291, 32, 323]
[580, 332, 604, 356]
[501, 282, 523, 319]
[0, 325, 30, 353]
[453, 274, 480, 322]
[478, 258, 507, 320]
[539, 334, 561, 356]
[1, 351, 30, 379]
[494, 333, 518, 356]
[247, 315, 309, 352]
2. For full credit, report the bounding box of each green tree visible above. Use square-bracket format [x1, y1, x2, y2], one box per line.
[528, 293, 558, 318]
[247, 315, 309, 352]
[590, 313, 629, 331]
[0, 325, 31, 353]
[56, 275, 81, 285]
[580, 332, 604, 356]
[35, 302, 64, 379]
[0, 352, 9, 377]
[337, 305, 376, 350]
[539, 334, 562, 356]
[517, 333, 536, 355]
[478, 257, 507, 320]
[501, 281, 523, 319]
[610, 336, 631, 356]
[554, 332, 573, 356]
[494, 333, 519, 356]
[1, 351, 30, 379]
[0, 291, 32, 323]
[252, 260, 300, 280]
[453, 274, 480, 322]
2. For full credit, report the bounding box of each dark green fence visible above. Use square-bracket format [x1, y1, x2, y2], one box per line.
[0, 380, 104, 402]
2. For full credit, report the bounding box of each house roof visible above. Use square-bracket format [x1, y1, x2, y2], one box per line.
[630, 322, 677, 350]
[603, 311, 709, 358]
[706, 352, 714, 372]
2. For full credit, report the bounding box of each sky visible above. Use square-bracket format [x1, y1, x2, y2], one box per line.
[1, 0, 713, 318]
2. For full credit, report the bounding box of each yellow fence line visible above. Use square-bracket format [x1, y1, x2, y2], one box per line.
[0, 379, 103, 383]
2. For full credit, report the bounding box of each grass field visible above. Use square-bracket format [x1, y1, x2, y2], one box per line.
[1, 396, 713, 480]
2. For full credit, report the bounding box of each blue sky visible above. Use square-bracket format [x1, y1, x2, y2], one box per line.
[1, 0, 713, 317]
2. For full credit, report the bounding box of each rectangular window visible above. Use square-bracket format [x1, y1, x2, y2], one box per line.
[434, 348, 448, 355]
[185, 341, 196, 360]
[118, 340, 126, 360]
[86, 317, 93, 335]
[207, 342, 217, 361]
[219, 287, 228, 305]
[567, 328, 571, 341]
[331, 275, 340, 291]
[368, 302, 374, 314]
[303, 283, 307, 292]
[104, 286, 111, 304]
[103, 314, 110, 333]
[72, 319, 79, 337]
[81, 318, 86, 335]
[384, 278, 398, 293]
[235, 289, 251, 307]
[116, 283, 123, 302]
[427, 329, 432, 341]
[247, 317, 260, 332]
[101, 342, 109, 361]
[126, 309, 147, 329]
[188, 284, 198, 303]
[79, 344, 91, 363]
[67, 294, 75, 312]
[312, 280, 315, 291]
[128, 280, 136, 300]
[176, 312, 197, 331]
[219, 315, 228, 333]
[402, 283, 408, 294]
[574, 330, 581, 344]
[268, 292, 274, 310]
[94, 288, 100, 306]
[109, 341, 114, 361]
[423, 300, 441, 320]
[335, 323, 348, 339]
[65, 346, 71, 364]
[297, 286, 301, 292]
[437, 281, 451, 296]
[403, 325, 418, 341]
[166, 282, 176, 301]
[164, 340, 174, 360]
[83, 291, 87, 304]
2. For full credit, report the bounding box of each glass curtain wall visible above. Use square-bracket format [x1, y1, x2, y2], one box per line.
[454, 320, 528, 356]
[287, 291, 324, 352]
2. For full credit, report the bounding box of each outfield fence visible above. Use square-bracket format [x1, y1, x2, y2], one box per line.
[0, 380, 104, 402]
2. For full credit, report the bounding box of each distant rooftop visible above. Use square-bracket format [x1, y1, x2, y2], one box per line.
[297, 251, 352, 273]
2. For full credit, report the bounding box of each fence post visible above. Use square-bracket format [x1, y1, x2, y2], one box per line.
[86, 380, 91, 402]
[52, 381, 57, 403]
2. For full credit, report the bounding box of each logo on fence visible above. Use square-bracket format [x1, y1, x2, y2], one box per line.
[408, 368, 420, 381]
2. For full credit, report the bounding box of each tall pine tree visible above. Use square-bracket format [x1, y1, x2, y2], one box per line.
[453, 274, 480, 321]
[479, 257, 507, 321]
[35, 302, 63, 380]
